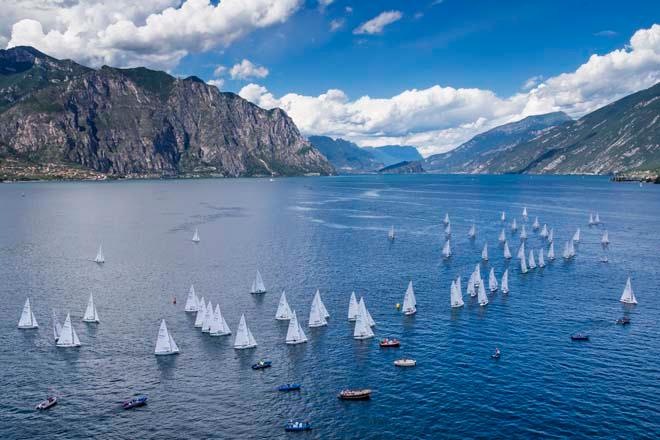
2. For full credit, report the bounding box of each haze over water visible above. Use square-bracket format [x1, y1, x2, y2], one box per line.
[1, 175, 659, 439]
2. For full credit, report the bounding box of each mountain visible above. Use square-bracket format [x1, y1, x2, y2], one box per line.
[364, 145, 423, 166]
[425, 112, 572, 173]
[308, 136, 382, 172]
[471, 82, 660, 174]
[0, 46, 333, 180]
[378, 160, 425, 174]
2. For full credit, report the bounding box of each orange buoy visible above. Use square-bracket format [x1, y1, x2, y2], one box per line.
[395, 303, 401, 310]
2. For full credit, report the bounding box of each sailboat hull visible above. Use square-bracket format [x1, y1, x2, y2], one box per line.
[154, 350, 179, 356]
[353, 335, 374, 340]
[250, 290, 266, 294]
[286, 339, 307, 345]
[234, 344, 257, 350]
[18, 325, 38, 329]
[82, 318, 99, 323]
[403, 309, 416, 315]
[56, 342, 81, 348]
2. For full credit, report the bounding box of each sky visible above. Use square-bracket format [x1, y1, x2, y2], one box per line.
[2, 0, 660, 156]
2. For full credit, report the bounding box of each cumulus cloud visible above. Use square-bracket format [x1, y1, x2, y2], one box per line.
[330, 18, 345, 32]
[229, 59, 269, 80]
[353, 10, 402, 35]
[240, 24, 660, 156]
[207, 78, 224, 89]
[522, 75, 543, 91]
[5, 0, 302, 71]
[213, 65, 227, 77]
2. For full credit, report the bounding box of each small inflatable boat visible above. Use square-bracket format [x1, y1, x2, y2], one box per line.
[123, 395, 148, 409]
[278, 383, 301, 392]
[379, 338, 400, 348]
[252, 360, 272, 370]
[285, 421, 312, 432]
[394, 359, 416, 367]
[571, 334, 590, 341]
[338, 389, 372, 400]
[36, 396, 57, 410]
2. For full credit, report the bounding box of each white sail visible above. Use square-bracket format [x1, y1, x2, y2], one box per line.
[595, 213, 601, 224]
[501, 269, 509, 294]
[443, 213, 450, 225]
[442, 239, 451, 258]
[308, 293, 328, 327]
[601, 231, 609, 245]
[250, 270, 266, 294]
[532, 217, 540, 230]
[481, 242, 488, 261]
[501, 211, 506, 222]
[548, 242, 555, 260]
[456, 276, 463, 299]
[361, 297, 376, 326]
[467, 273, 476, 297]
[52, 311, 62, 341]
[444, 223, 451, 237]
[588, 213, 594, 225]
[82, 293, 99, 323]
[154, 319, 179, 355]
[468, 223, 476, 239]
[477, 280, 488, 306]
[184, 284, 198, 312]
[353, 298, 375, 339]
[503, 241, 512, 259]
[233, 314, 257, 349]
[209, 304, 231, 336]
[520, 253, 528, 273]
[538, 248, 546, 267]
[528, 249, 537, 269]
[286, 310, 308, 344]
[192, 228, 200, 243]
[563, 241, 571, 259]
[620, 277, 637, 304]
[201, 301, 214, 333]
[194, 298, 206, 327]
[548, 228, 554, 243]
[315, 290, 330, 318]
[573, 228, 581, 242]
[511, 218, 518, 232]
[402, 281, 417, 315]
[57, 313, 81, 347]
[569, 240, 576, 257]
[522, 207, 528, 220]
[94, 244, 105, 263]
[540, 224, 548, 238]
[498, 229, 506, 243]
[18, 298, 38, 329]
[520, 225, 528, 240]
[517, 242, 526, 259]
[473, 264, 481, 286]
[488, 268, 498, 292]
[348, 291, 359, 321]
[388, 226, 395, 240]
[275, 291, 293, 320]
[450, 280, 464, 308]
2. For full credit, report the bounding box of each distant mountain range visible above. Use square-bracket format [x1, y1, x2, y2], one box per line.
[0, 46, 333, 180]
[426, 83, 660, 175]
[308, 135, 422, 173]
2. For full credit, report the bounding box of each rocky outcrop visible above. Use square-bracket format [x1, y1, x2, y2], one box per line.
[0, 46, 333, 178]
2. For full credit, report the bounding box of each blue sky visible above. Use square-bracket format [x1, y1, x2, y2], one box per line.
[3, 0, 659, 155]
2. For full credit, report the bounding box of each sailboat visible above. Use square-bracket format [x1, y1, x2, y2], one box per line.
[315, 290, 330, 318]
[467, 273, 476, 297]
[52, 311, 62, 342]
[402, 281, 417, 315]
[192, 228, 200, 243]
[538, 248, 546, 268]
[468, 223, 476, 239]
[443, 213, 450, 225]
[594, 213, 601, 224]
[353, 299, 375, 340]
[548, 242, 555, 260]
[154, 319, 179, 355]
[194, 298, 206, 327]
[532, 217, 540, 230]
[210, 304, 232, 336]
[520, 225, 528, 241]
[547, 228, 554, 243]
[540, 224, 548, 238]
[17, 298, 38, 329]
[250, 270, 267, 294]
[520, 253, 528, 273]
[522, 207, 528, 220]
[477, 280, 488, 306]
[233, 314, 257, 349]
[488, 268, 498, 292]
[201, 301, 214, 333]
[501, 269, 509, 294]
[569, 240, 576, 257]
[348, 292, 359, 321]
[388, 226, 395, 241]
[442, 239, 451, 259]
[275, 291, 293, 320]
[528, 249, 537, 269]
[498, 229, 506, 243]
[501, 211, 506, 222]
[444, 223, 451, 237]
[455, 276, 463, 300]
[184, 285, 198, 312]
[573, 228, 581, 242]
[619, 277, 637, 304]
[563, 241, 576, 259]
[517, 242, 526, 260]
[94, 244, 105, 264]
[82, 293, 99, 323]
[308, 293, 328, 327]
[56, 313, 81, 347]
[503, 241, 512, 259]
[473, 264, 482, 286]
[450, 280, 464, 308]
[601, 231, 609, 246]
[588, 213, 595, 225]
[481, 243, 488, 261]
[286, 310, 308, 344]
[511, 218, 518, 232]
[360, 297, 376, 326]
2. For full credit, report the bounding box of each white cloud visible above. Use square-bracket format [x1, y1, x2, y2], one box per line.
[213, 65, 227, 77]
[330, 18, 345, 32]
[5, 0, 302, 71]
[522, 75, 543, 91]
[229, 59, 269, 80]
[240, 24, 660, 156]
[345, 6, 353, 14]
[353, 10, 402, 35]
[318, 0, 333, 10]
[207, 78, 224, 89]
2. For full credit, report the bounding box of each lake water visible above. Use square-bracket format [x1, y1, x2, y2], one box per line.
[1, 175, 659, 439]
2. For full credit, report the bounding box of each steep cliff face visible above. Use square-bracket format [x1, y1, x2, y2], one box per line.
[0, 47, 333, 178]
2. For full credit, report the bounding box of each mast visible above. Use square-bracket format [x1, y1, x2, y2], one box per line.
[83, 293, 99, 323]
[403, 281, 417, 315]
[94, 244, 105, 264]
[18, 298, 38, 329]
[233, 314, 257, 349]
[308, 293, 328, 327]
[481, 242, 488, 261]
[286, 310, 307, 344]
[501, 270, 509, 294]
[488, 268, 498, 292]
[275, 291, 293, 320]
[503, 241, 512, 259]
[348, 291, 359, 321]
[477, 280, 488, 306]
[353, 298, 375, 339]
[184, 284, 198, 312]
[620, 277, 637, 304]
